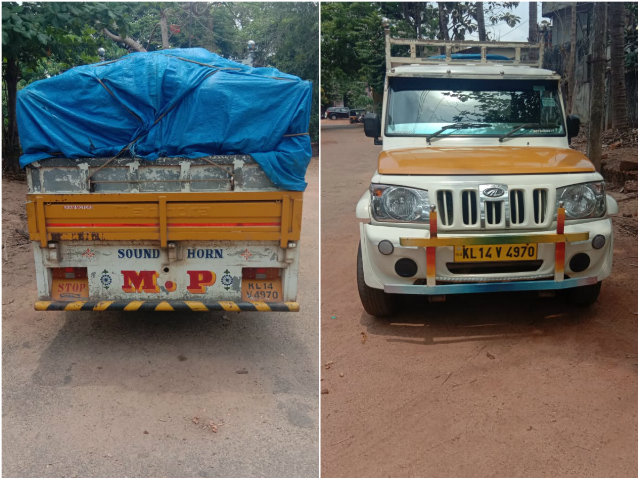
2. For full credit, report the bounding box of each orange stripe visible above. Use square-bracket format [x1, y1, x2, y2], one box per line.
[47, 223, 157, 227]
[429, 210, 438, 237]
[168, 222, 281, 227]
[555, 207, 566, 281]
[426, 247, 436, 285]
[46, 222, 280, 228]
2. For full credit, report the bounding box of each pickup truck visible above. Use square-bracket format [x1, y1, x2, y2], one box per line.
[356, 32, 618, 316]
[18, 48, 311, 312]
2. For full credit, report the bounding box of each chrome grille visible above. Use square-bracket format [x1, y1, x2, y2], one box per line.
[533, 188, 548, 224]
[461, 190, 478, 225]
[430, 185, 551, 230]
[485, 200, 503, 225]
[437, 190, 454, 226]
[509, 190, 525, 225]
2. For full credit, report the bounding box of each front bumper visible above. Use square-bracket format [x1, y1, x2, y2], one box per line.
[360, 214, 614, 296]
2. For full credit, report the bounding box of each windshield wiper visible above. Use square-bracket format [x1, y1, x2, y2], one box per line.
[498, 123, 558, 142]
[426, 123, 490, 145]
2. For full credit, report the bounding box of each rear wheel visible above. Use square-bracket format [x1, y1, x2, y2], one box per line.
[566, 281, 601, 306]
[357, 243, 396, 317]
[330, 114, 337, 120]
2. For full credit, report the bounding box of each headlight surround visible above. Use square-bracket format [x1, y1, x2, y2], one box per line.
[371, 184, 430, 222]
[557, 181, 606, 219]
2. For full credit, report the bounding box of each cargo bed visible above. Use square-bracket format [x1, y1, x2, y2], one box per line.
[25, 156, 303, 311]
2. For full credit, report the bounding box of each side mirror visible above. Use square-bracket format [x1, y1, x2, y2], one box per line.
[566, 115, 580, 143]
[363, 113, 382, 145]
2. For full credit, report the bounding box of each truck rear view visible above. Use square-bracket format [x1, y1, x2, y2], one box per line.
[18, 48, 312, 312]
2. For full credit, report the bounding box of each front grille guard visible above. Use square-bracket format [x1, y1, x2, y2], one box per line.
[397, 204, 593, 293]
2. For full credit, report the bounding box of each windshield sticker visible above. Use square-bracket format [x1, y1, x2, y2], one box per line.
[541, 97, 556, 107]
[533, 85, 546, 91]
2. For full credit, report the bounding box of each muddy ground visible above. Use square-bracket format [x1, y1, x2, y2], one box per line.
[320, 120, 637, 477]
[2, 158, 319, 477]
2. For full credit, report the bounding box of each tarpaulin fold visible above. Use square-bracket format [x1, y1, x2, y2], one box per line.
[17, 48, 312, 191]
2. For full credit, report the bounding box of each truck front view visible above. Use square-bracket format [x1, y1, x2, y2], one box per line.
[357, 36, 618, 316]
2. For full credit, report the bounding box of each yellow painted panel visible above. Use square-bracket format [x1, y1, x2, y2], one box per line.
[251, 301, 272, 312]
[167, 202, 281, 218]
[93, 301, 114, 311]
[378, 147, 596, 175]
[285, 302, 300, 312]
[154, 301, 174, 311]
[219, 301, 241, 312]
[26, 191, 303, 244]
[63, 301, 86, 311]
[184, 301, 209, 311]
[124, 301, 144, 311]
[35, 301, 52, 311]
[400, 232, 589, 247]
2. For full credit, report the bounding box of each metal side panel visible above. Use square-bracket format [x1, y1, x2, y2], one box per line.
[26, 156, 279, 194]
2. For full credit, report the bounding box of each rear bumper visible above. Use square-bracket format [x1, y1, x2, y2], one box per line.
[35, 300, 299, 312]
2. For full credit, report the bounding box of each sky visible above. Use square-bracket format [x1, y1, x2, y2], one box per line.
[468, 1, 544, 42]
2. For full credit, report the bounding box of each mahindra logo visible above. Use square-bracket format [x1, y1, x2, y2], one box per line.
[483, 187, 505, 198]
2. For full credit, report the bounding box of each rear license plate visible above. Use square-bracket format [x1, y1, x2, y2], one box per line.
[51, 278, 89, 301]
[242, 278, 283, 302]
[454, 243, 538, 262]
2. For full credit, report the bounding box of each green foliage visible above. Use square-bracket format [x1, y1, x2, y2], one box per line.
[625, 2, 638, 70]
[2, 2, 319, 160]
[437, 2, 520, 41]
[321, 2, 521, 110]
[321, 2, 385, 107]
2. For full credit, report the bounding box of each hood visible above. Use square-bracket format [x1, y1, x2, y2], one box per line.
[378, 146, 596, 175]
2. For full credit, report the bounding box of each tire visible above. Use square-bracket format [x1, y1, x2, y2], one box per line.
[566, 281, 601, 307]
[357, 243, 396, 317]
[330, 114, 337, 120]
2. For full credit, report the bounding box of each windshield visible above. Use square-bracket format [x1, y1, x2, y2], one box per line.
[386, 78, 565, 138]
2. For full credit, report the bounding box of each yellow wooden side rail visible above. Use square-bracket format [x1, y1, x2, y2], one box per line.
[26, 191, 303, 248]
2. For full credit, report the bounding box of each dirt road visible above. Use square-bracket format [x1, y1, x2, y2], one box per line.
[320, 122, 637, 477]
[2, 158, 319, 477]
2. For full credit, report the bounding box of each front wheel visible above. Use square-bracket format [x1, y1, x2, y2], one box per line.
[330, 114, 337, 120]
[357, 243, 396, 317]
[566, 281, 602, 306]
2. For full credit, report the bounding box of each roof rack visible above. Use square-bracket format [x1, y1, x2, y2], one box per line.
[384, 24, 544, 71]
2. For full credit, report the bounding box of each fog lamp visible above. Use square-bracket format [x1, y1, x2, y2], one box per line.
[592, 234, 606, 249]
[378, 240, 394, 255]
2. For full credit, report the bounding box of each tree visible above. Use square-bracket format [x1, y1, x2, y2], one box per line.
[528, 1, 537, 43]
[3, 1, 320, 167]
[2, 2, 131, 171]
[476, 3, 487, 41]
[437, 2, 520, 41]
[437, 3, 450, 40]
[588, 3, 606, 171]
[321, 2, 385, 107]
[609, 2, 628, 129]
[566, 3, 577, 113]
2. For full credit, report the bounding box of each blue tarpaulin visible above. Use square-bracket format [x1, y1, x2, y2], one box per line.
[17, 48, 312, 191]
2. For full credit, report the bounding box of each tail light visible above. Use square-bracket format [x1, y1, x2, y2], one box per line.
[51, 267, 88, 279]
[50, 267, 88, 301]
[242, 267, 281, 280]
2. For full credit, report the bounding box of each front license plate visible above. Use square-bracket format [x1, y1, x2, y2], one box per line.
[51, 278, 89, 301]
[454, 243, 538, 262]
[242, 278, 283, 302]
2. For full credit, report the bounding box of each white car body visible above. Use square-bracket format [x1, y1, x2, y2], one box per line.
[357, 59, 618, 313]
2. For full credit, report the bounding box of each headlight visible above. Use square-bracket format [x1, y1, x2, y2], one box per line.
[371, 184, 430, 222]
[557, 182, 606, 219]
